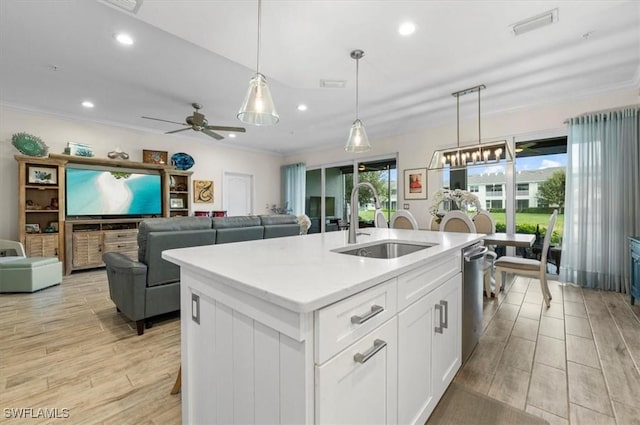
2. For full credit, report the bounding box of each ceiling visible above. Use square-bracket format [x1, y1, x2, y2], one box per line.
[1, 0, 638, 156]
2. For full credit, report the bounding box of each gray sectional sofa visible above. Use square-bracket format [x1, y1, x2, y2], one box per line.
[103, 214, 300, 334]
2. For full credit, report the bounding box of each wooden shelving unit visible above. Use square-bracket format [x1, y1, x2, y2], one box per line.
[16, 156, 66, 263]
[16, 154, 194, 274]
[165, 169, 192, 217]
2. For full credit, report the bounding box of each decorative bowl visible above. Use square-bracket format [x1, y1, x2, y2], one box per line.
[171, 152, 195, 170]
[12, 132, 49, 157]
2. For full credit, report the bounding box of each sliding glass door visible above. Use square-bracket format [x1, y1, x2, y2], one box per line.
[305, 156, 397, 233]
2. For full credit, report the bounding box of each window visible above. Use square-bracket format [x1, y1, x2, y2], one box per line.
[516, 183, 529, 196]
[515, 137, 567, 262]
[305, 157, 397, 233]
[469, 185, 479, 192]
[485, 184, 502, 196]
[488, 200, 502, 209]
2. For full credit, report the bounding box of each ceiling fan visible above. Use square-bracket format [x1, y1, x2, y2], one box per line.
[515, 142, 540, 155]
[142, 103, 246, 140]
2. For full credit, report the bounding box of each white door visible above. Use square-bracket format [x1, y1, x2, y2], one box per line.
[223, 172, 253, 216]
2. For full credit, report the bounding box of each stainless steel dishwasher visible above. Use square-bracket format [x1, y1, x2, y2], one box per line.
[461, 243, 487, 364]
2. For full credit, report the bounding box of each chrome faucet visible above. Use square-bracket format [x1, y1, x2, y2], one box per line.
[348, 182, 381, 244]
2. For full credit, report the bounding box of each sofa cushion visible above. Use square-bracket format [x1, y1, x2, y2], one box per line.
[215, 227, 264, 244]
[138, 217, 212, 262]
[145, 229, 216, 287]
[259, 214, 298, 225]
[212, 216, 261, 229]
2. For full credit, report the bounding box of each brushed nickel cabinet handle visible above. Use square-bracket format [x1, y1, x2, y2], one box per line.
[351, 304, 384, 325]
[441, 300, 449, 329]
[353, 339, 387, 364]
[434, 303, 443, 334]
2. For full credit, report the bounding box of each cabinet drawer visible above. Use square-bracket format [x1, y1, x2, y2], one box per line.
[103, 240, 138, 253]
[103, 229, 137, 243]
[315, 279, 397, 364]
[397, 253, 461, 311]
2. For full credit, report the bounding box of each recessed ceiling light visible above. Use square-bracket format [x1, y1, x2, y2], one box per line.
[81, 101, 95, 108]
[398, 22, 416, 36]
[115, 33, 134, 45]
[297, 104, 308, 111]
[228, 133, 237, 138]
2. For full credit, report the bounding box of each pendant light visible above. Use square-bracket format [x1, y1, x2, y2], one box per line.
[427, 84, 513, 169]
[345, 49, 371, 152]
[237, 0, 279, 126]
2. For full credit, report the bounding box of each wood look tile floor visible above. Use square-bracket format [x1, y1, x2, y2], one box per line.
[456, 274, 640, 425]
[1, 270, 639, 424]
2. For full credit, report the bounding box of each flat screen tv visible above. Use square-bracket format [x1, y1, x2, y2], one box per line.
[66, 166, 162, 217]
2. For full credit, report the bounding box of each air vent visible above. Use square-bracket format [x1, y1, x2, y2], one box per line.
[511, 8, 558, 36]
[99, 0, 144, 14]
[320, 79, 346, 89]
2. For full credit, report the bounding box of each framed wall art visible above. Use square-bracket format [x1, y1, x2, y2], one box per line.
[404, 168, 428, 200]
[193, 180, 213, 203]
[142, 149, 168, 165]
[27, 166, 57, 185]
[170, 198, 184, 209]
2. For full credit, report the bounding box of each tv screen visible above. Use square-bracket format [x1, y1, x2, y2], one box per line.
[66, 166, 162, 216]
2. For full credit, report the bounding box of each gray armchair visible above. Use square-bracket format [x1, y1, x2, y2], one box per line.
[103, 217, 216, 335]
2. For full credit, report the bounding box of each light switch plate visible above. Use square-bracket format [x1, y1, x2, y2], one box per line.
[403, 203, 410, 209]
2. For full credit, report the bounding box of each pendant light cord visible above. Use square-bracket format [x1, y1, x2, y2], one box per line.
[256, 0, 262, 74]
[355, 56, 359, 120]
[456, 93, 460, 148]
[478, 86, 481, 145]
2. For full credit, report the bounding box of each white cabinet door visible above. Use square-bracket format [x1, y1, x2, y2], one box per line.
[397, 290, 437, 425]
[431, 273, 462, 398]
[315, 317, 398, 425]
[397, 272, 462, 425]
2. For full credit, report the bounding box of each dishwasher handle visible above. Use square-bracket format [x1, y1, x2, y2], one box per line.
[464, 245, 488, 262]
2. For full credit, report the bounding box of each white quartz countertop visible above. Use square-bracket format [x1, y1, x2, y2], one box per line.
[163, 228, 484, 313]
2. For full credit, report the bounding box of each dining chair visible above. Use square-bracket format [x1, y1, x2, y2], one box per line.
[427, 215, 441, 231]
[439, 211, 476, 233]
[472, 210, 498, 297]
[494, 210, 558, 307]
[374, 209, 388, 228]
[390, 210, 418, 230]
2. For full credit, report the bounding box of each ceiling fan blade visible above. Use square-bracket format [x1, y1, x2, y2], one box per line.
[202, 128, 224, 140]
[205, 125, 247, 133]
[142, 116, 189, 126]
[165, 127, 192, 134]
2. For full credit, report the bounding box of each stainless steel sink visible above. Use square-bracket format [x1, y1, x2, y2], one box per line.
[333, 240, 436, 259]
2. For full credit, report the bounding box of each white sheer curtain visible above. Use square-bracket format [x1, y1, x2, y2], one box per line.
[561, 106, 640, 292]
[281, 163, 306, 215]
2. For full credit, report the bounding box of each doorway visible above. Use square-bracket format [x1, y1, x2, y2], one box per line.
[223, 172, 254, 216]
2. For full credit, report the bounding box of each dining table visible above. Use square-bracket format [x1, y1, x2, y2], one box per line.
[482, 232, 536, 248]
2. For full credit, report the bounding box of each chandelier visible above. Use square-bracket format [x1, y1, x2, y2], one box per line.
[428, 85, 513, 169]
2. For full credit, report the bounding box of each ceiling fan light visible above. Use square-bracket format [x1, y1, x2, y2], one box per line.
[237, 73, 279, 126]
[345, 119, 371, 153]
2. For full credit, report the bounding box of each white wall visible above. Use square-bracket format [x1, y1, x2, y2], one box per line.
[0, 106, 283, 240]
[285, 88, 639, 229]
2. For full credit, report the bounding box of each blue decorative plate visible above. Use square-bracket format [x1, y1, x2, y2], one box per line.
[12, 132, 49, 157]
[171, 152, 194, 170]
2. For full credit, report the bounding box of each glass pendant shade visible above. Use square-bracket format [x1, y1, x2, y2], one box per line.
[345, 119, 371, 152]
[237, 73, 279, 126]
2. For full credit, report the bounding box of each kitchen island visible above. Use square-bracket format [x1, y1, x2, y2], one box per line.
[163, 228, 484, 425]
